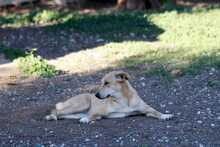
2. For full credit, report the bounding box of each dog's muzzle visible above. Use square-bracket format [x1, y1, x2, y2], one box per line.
[95, 92, 111, 99]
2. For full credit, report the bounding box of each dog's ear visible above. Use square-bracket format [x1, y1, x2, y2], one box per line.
[115, 71, 131, 82]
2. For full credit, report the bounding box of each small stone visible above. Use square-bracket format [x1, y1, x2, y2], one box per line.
[211, 123, 215, 127]
[141, 82, 146, 87]
[142, 35, 147, 38]
[170, 69, 183, 77]
[130, 33, 135, 37]
[96, 39, 104, 42]
[168, 102, 173, 105]
[199, 143, 204, 147]
[85, 138, 90, 142]
[197, 111, 201, 115]
[197, 120, 203, 124]
[165, 110, 170, 113]
[166, 125, 171, 128]
[49, 144, 56, 147]
[177, 112, 181, 116]
[140, 77, 145, 80]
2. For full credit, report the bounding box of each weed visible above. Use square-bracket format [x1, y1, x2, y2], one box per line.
[14, 49, 58, 77]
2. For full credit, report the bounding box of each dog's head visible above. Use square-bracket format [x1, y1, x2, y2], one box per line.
[95, 71, 131, 99]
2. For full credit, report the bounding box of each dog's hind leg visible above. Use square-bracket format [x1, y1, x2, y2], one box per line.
[45, 95, 91, 120]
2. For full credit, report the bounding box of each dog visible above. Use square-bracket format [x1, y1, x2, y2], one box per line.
[45, 71, 173, 123]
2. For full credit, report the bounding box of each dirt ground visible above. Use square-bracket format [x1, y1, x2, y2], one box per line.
[0, 4, 220, 146]
[0, 66, 220, 146]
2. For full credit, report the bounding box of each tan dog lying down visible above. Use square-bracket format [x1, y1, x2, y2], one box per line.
[45, 71, 173, 123]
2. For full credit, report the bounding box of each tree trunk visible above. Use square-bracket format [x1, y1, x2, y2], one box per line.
[148, 0, 161, 9]
[116, 0, 161, 10]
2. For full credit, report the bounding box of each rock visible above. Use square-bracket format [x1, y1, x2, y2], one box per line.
[85, 138, 90, 142]
[170, 69, 183, 77]
[199, 143, 204, 147]
[211, 123, 215, 127]
[197, 120, 203, 124]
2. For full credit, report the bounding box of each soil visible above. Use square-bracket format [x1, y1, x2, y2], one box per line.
[1, 4, 220, 146]
[0, 66, 220, 146]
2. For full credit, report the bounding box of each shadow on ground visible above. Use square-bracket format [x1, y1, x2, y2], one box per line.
[0, 11, 164, 60]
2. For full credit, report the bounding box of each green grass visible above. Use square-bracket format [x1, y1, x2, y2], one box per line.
[14, 50, 58, 77]
[0, 45, 58, 77]
[1, 7, 220, 78]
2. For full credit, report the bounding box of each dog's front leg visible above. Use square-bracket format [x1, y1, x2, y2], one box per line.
[136, 102, 173, 120]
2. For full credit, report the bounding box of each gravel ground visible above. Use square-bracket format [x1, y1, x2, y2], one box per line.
[0, 68, 220, 147]
[0, 25, 220, 147]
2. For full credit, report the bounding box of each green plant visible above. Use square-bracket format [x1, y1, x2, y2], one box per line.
[33, 10, 60, 24]
[14, 49, 58, 77]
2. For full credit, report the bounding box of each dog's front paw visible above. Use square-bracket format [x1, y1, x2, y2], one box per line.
[79, 117, 91, 123]
[45, 114, 57, 121]
[160, 114, 173, 120]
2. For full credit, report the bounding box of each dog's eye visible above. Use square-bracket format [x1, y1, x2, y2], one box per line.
[104, 81, 109, 86]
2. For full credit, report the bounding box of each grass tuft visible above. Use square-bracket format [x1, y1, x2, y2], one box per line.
[14, 49, 58, 77]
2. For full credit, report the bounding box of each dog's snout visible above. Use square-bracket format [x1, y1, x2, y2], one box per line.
[95, 92, 101, 99]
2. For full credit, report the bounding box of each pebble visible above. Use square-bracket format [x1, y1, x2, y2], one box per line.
[140, 77, 145, 80]
[85, 138, 90, 142]
[96, 39, 104, 42]
[168, 102, 173, 105]
[130, 33, 135, 37]
[199, 143, 204, 147]
[177, 112, 181, 116]
[166, 125, 171, 129]
[49, 144, 56, 147]
[165, 110, 170, 113]
[197, 120, 203, 124]
[211, 123, 215, 127]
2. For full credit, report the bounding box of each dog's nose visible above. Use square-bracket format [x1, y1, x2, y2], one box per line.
[95, 92, 101, 99]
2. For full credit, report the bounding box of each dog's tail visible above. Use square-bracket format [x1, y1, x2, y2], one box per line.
[44, 102, 66, 120]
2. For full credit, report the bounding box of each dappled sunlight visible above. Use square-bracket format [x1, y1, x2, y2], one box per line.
[1, 7, 220, 77]
[48, 40, 220, 76]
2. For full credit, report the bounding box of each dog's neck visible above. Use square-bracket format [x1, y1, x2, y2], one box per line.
[120, 81, 138, 106]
